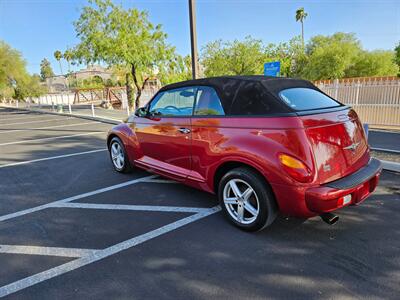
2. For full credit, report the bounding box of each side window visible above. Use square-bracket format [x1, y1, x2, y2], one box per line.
[149, 87, 196, 117]
[194, 86, 225, 116]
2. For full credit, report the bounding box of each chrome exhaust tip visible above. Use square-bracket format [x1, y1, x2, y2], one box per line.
[320, 213, 339, 225]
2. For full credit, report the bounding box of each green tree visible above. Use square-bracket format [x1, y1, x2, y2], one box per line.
[159, 54, 192, 85]
[345, 50, 398, 78]
[0, 41, 25, 99]
[298, 33, 398, 80]
[13, 74, 47, 100]
[201, 36, 304, 78]
[295, 7, 308, 48]
[265, 36, 304, 77]
[54, 50, 63, 74]
[0, 41, 46, 100]
[394, 42, 400, 76]
[39, 58, 54, 81]
[300, 32, 362, 80]
[72, 0, 173, 108]
[202, 36, 268, 77]
[63, 49, 73, 73]
[200, 33, 397, 81]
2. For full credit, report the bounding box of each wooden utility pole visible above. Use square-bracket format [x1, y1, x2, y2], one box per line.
[189, 0, 199, 79]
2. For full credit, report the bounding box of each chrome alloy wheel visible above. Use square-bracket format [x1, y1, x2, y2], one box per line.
[223, 179, 260, 224]
[111, 141, 125, 170]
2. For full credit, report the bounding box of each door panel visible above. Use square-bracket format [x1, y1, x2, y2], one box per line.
[131, 87, 196, 180]
[133, 117, 191, 180]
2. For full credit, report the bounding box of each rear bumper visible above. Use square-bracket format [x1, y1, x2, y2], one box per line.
[305, 158, 382, 213]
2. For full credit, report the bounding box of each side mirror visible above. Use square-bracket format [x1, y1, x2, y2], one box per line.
[135, 107, 148, 117]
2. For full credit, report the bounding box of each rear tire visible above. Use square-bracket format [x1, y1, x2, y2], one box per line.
[218, 167, 277, 231]
[109, 137, 133, 173]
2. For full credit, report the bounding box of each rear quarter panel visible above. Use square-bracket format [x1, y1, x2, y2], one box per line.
[190, 116, 315, 192]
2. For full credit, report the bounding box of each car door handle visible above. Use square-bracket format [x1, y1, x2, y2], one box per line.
[178, 128, 191, 134]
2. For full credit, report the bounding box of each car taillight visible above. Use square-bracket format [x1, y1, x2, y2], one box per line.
[279, 153, 313, 183]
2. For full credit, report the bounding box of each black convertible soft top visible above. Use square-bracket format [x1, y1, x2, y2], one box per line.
[158, 76, 342, 116]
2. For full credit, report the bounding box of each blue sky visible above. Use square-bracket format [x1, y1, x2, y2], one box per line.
[1, 0, 399, 75]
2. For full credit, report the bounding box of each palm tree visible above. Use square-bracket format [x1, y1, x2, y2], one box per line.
[63, 50, 72, 73]
[295, 7, 308, 48]
[54, 50, 63, 75]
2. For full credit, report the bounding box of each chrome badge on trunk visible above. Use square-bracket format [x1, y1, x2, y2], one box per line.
[343, 142, 360, 152]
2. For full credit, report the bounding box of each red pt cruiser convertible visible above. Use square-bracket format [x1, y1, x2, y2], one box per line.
[107, 76, 382, 231]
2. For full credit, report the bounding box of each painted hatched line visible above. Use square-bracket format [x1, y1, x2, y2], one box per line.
[0, 121, 101, 135]
[0, 206, 221, 298]
[0, 131, 105, 146]
[53, 202, 210, 213]
[0, 175, 157, 222]
[0, 245, 97, 258]
[0, 149, 107, 169]
[0, 117, 74, 127]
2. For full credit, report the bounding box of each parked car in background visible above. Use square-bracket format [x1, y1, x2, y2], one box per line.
[107, 76, 382, 231]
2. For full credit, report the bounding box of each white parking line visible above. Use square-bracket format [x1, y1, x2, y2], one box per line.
[0, 117, 73, 127]
[0, 121, 100, 135]
[0, 245, 97, 258]
[0, 114, 47, 122]
[53, 202, 210, 213]
[0, 206, 220, 298]
[145, 179, 179, 184]
[0, 149, 107, 169]
[0, 131, 105, 146]
[0, 175, 157, 222]
[0, 111, 28, 116]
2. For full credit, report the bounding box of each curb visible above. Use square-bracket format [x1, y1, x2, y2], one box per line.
[1, 105, 121, 125]
[380, 160, 400, 173]
[371, 147, 400, 155]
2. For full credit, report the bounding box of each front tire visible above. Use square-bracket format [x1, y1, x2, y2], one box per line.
[218, 167, 278, 231]
[109, 137, 133, 173]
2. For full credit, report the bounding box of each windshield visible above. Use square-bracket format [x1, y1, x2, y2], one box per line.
[279, 88, 341, 111]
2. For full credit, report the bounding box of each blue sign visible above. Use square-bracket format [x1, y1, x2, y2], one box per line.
[264, 61, 281, 77]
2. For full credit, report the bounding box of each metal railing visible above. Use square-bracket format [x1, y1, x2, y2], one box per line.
[0, 100, 128, 122]
[316, 77, 400, 127]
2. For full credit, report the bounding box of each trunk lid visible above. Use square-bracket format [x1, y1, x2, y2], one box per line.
[300, 109, 370, 184]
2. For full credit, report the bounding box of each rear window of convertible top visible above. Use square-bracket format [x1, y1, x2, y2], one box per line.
[279, 88, 341, 111]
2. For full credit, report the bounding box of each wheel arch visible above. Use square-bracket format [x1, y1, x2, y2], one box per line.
[107, 133, 120, 149]
[213, 159, 277, 200]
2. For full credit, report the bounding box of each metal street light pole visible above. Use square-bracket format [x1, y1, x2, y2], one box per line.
[189, 0, 199, 79]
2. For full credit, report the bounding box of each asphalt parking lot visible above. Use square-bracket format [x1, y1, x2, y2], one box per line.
[0, 107, 399, 300]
